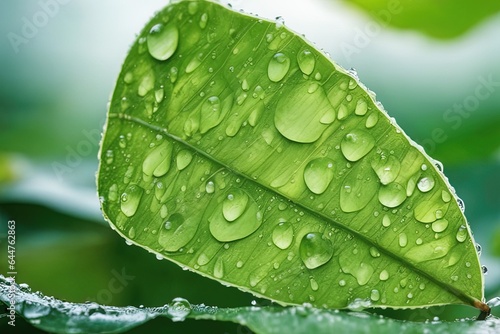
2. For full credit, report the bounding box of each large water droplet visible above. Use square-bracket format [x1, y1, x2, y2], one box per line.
[417, 176, 435, 193]
[371, 154, 401, 185]
[272, 219, 294, 250]
[176, 150, 193, 170]
[303, 157, 335, 195]
[274, 82, 333, 143]
[200, 96, 223, 133]
[432, 219, 449, 233]
[268, 53, 290, 82]
[138, 72, 155, 97]
[143, 141, 173, 177]
[158, 213, 199, 252]
[168, 297, 191, 322]
[147, 23, 179, 61]
[299, 232, 333, 269]
[378, 182, 406, 208]
[199, 13, 208, 29]
[365, 113, 378, 128]
[379, 270, 389, 281]
[222, 189, 249, 222]
[205, 181, 215, 194]
[404, 237, 451, 263]
[209, 189, 262, 242]
[120, 184, 143, 217]
[340, 130, 375, 162]
[297, 49, 315, 75]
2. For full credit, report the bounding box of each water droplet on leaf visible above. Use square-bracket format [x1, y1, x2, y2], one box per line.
[147, 23, 179, 61]
[299, 232, 333, 269]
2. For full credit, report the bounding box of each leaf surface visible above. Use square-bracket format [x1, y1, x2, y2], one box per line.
[97, 0, 486, 311]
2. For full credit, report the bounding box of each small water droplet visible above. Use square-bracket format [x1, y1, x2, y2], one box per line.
[147, 23, 179, 61]
[355, 99, 368, 116]
[241, 79, 250, 91]
[382, 214, 391, 227]
[365, 113, 378, 128]
[369, 247, 381, 258]
[456, 225, 467, 243]
[272, 219, 294, 250]
[170, 67, 178, 83]
[176, 150, 193, 170]
[310, 278, 319, 291]
[299, 232, 333, 269]
[476, 243, 482, 256]
[138, 72, 155, 97]
[441, 190, 451, 203]
[339, 279, 346, 287]
[268, 53, 290, 82]
[399, 232, 408, 247]
[457, 198, 465, 212]
[417, 176, 435, 193]
[213, 258, 224, 278]
[199, 13, 208, 29]
[120, 184, 143, 217]
[297, 49, 315, 75]
[303, 157, 335, 195]
[186, 53, 203, 73]
[340, 130, 375, 162]
[379, 270, 389, 281]
[168, 297, 191, 322]
[370, 289, 380, 301]
[205, 181, 215, 194]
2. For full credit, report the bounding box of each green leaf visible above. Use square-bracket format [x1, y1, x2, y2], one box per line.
[2, 278, 499, 334]
[97, 0, 487, 312]
[340, 0, 500, 39]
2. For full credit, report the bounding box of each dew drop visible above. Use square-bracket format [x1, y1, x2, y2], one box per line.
[168, 297, 191, 322]
[158, 213, 198, 252]
[354, 98, 368, 116]
[268, 53, 290, 82]
[310, 278, 319, 291]
[176, 150, 193, 170]
[399, 233, 408, 247]
[379, 270, 389, 281]
[378, 182, 406, 208]
[138, 72, 155, 97]
[441, 190, 451, 203]
[297, 49, 315, 75]
[369, 247, 381, 258]
[272, 220, 294, 250]
[223, 189, 248, 222]
[200, 95, 223, 133]
[370, 289, 380, 302]
[456, 225, 467, 243]
[170, 67, 178, 83]
[371, 154, 401, 185]
[213, 258, 224, 278]
[431, 219, 449, 233]
[143, 141, 173, 177]
[199, 13, 208, 29]
[365, 113, 378, 128]
[413, 201, 449, 223]
[205, 181, 215, 194]
[417, 176, 435, 193]
[299, 232, 333, 269]
[120, 184, 143, 217]
[340, 130, 375, 162]
[108, 184, 118, 202]
[303, 157, 335, 195]
[147, 23, 179, 61]
[382, 215, 391, 227]
[186, 53, 202, 73]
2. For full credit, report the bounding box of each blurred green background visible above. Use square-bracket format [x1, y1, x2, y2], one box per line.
[1, 0, 499, 332]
